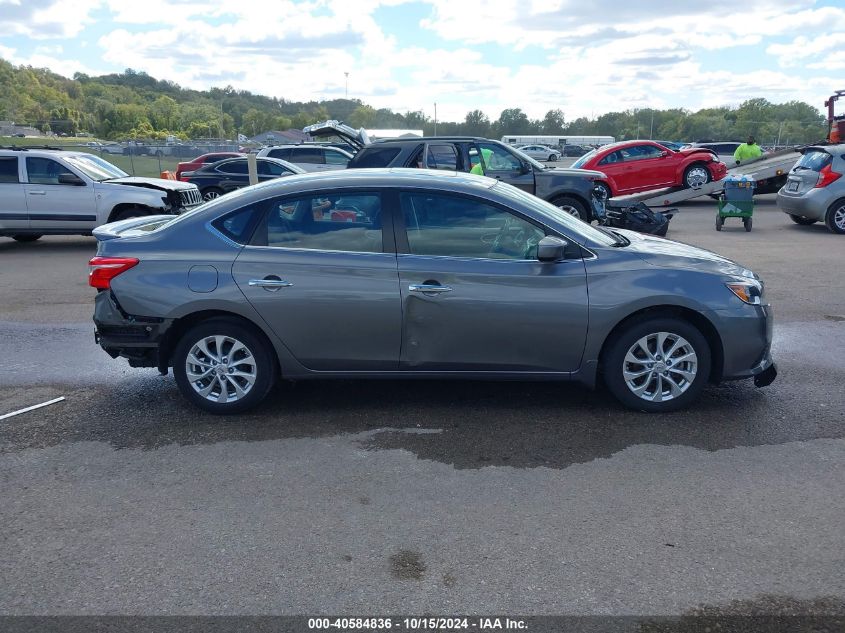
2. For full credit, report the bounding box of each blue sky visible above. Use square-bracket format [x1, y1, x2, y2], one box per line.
[1, 0, 843, 122]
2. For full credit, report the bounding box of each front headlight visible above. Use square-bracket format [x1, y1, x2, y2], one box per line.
[726, 280, 764, 305]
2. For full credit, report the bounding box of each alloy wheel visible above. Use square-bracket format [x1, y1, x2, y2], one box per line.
[622, 332, 698, 403]
[202, 190, 221, 201]
[557, 203, 583, 219]
[834, 205, 845, 230]
[185, 335, 257, 403]
[685, 166, 709, 188]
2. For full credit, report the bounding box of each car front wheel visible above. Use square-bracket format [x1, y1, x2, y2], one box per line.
[825, 200, 845, 234]
[683, 164, 712, 189]
[551, 196, 589, 221]
[603, 317, 711, 413]
[202, 187, 224, 201]
[172, 318, 277, 414]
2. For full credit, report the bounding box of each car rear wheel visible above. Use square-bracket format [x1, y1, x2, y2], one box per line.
[548, 154, 559, 162]
[824, 200, 845, 234]
[788, 214, 817, 226]
[173, 318, 276, 414]
[551, 196, 589, 221]
[683, 164, 712, 189]
[603, 317, 711, 413]
[202, 187, 224, 201]
[11, 234, 42, 242]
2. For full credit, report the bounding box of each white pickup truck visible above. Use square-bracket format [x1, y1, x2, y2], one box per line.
[0, 148, 202, 242]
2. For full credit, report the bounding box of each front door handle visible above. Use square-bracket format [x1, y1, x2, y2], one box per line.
[409, 283, 452, 294]
[28, 191, 47, 195]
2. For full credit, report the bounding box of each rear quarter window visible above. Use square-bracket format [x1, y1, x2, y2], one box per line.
[0, 157, 19, 183]
[211, 206, 260, 244]
[350, 147, 402, 168]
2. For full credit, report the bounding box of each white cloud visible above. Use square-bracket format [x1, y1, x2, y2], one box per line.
[0, 0, 101, 39]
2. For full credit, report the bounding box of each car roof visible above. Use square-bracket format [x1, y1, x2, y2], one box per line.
[368, 136, 491, 145]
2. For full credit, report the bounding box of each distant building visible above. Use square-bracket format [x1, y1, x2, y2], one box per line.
[0, 121, 42, 137]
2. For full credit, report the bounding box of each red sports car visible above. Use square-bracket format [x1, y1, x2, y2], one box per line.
[175, 152, 244, 181]
[571, 141, 727, 197]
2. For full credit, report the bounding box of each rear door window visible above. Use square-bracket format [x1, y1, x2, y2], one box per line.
[0, 157, 19, 183]
[353, 147, 402, 168]
[253, 192, 383, 253]
[266, 148, 292, 161]
[217, 161, 249, 174]
[291, 147, 324, 164]
[426, 144, 460, 170]
[324, 149, 350, 166]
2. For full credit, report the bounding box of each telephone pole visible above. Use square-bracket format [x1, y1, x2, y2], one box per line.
[344, 72, 349, 99]
[434, 102, 437, 136]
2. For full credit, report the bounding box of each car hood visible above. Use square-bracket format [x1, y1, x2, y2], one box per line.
[678, 147, 720, 160]
[302, 120, 370, 150]
[539, 167, 606, 178]
[100, 176, 198, 192]
[615, 228, 757, 279]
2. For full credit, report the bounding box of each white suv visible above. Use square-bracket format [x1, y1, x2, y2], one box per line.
[0, 148, 202, 242]
[256, 144, 353, 172]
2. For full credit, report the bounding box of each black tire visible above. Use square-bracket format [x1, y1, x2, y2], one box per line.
[11, 234, 42, 242]
[551, 196, 589, 221]
[111, 206, 149, 222]
[683, 163, 712, 189]
[824, 200, 845, 234]
[603, 317, 712, 413]
[789, 214, 817, 226]
[715, 215, 723, 231]
[743, 217, 752, 232]
[548, 154, 558, 162]
[172, 318, 277, 414]
[201, 187, 224, 202]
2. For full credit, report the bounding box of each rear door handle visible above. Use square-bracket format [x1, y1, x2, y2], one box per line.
[409, 283, 452, 294]
[248, 278, 293, 291]
[28, 191, 47, 195]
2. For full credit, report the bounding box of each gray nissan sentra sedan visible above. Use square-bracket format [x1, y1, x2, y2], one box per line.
[90, 169, 776, 414]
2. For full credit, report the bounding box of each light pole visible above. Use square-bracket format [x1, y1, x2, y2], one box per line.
[434, 102, 437, 136]
[344, 72, 349, 99]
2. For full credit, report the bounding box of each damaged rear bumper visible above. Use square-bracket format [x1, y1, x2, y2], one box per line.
[93, 290, 173, 370]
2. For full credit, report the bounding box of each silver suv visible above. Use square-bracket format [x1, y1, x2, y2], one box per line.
[0, 147, 201, 242]
[777, 144, 845, 234]
[256, 144, 353, 172]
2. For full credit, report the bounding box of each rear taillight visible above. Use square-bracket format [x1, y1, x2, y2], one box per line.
[88, 257, 139, 289]
[815, 163, 842, 188]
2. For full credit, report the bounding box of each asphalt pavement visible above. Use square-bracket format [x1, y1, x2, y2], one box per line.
[1, 194, 844, 616]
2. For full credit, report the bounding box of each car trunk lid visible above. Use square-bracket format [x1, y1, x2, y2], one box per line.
[784, 147, 834, 195]
[302, 120, 370, 150]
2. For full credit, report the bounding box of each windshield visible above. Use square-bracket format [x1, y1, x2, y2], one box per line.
[66, 154, 129, 181]
[570, 149, 598, 169]
[492, 182, 619, 247]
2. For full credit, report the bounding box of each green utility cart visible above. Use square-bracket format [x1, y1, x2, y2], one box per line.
[717, 175, 755, 232]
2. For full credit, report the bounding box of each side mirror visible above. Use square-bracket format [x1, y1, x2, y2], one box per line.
[537, 236, 568, 263]
[520, 162, 532, 175]
[58, 173, 85, 186]
[661, 150, 671, 157]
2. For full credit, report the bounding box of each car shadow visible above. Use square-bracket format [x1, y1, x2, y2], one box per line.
[4, 370, 840, 471]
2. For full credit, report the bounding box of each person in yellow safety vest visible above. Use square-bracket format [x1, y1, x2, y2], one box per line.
[470, 148, 494, 175]
[733, 135, 763, 165]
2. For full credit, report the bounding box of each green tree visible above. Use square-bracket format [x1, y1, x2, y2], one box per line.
[464, 109, 491, 136]
[542, 109, 565, 134]
[348, 104, 377, 128]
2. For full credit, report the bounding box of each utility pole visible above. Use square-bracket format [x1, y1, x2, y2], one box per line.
[434, 102, 437, 136]
[649, 111, 654, 139]
[344, 72, 349, 99]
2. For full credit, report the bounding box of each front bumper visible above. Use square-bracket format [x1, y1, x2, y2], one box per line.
[712, 303, 776, 386]
[93, 291, 173, 369]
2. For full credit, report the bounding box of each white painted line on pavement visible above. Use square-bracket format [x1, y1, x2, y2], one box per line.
[0, 397, 66, 421]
